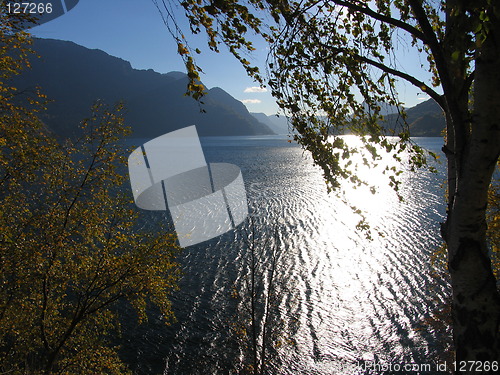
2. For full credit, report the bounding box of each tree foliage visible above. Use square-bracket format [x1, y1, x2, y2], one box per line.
[487, 164, 500, 281]
[0, 12, 180, 374]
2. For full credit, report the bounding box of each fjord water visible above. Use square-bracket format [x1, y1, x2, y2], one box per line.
[127, 136, 450, 374]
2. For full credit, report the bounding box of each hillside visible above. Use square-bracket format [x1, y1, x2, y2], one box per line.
[10, 38, 274, 138]
[250, 113, 290, 135]
[383, 98, 445, 136]
[253, 98, 445, 137]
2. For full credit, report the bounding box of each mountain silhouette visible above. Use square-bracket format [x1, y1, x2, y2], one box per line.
[252, 97, 445, 137]
[383, 98, 445, 136]
[250, 113, 290, 135]
[10, 38, 274, 138]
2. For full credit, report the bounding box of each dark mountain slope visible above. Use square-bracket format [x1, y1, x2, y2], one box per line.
[383, 98, 445, 136]
[11, 38, 274, 138]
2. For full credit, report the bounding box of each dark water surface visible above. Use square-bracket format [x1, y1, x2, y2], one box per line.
[124, 136, 451, 374]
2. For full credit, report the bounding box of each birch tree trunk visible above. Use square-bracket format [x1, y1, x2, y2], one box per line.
[444, 14, 500, 367]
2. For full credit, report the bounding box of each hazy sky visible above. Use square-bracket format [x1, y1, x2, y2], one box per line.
[30, 0, 434, 116]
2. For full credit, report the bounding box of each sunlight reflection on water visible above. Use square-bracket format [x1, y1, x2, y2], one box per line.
[127, 136, 450, 375]
[263, 136, 449, 374]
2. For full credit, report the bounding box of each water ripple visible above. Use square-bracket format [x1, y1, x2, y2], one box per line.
[124, 137, 452, 374]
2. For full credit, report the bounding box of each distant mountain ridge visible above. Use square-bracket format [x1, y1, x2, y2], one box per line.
[250, 113, 290, 135]
[253, 98, 445, 137]
[383, 98, 445, 136]
[10, 38, 274, 138]
[12, 38, 444, 138]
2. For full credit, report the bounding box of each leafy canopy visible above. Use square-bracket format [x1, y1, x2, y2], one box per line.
[0, 11, 180, 374]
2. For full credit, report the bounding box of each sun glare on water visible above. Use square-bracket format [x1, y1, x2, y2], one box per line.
[274, 135, 445, 373]
[334, 135, 405, 222]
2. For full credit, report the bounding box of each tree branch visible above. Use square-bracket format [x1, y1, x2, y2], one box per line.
[308, 38, 445, 109]
[354, 53, 445, 108]
[460, 70, 474, 102]
[277, 1, 445, 109]
[331, 0, 428, 43]
[407, 0, 450, 92]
